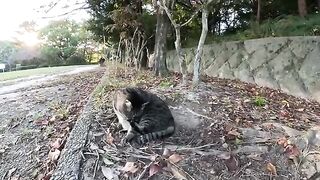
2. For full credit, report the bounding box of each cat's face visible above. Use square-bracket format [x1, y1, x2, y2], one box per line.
[114, 90, 135, 117]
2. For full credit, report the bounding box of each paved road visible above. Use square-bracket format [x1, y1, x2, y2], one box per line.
[0, 65, 97, 96]
[0, 65, 102, 179]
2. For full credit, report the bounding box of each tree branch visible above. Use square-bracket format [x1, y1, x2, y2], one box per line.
[41, 4, 90, 19]
[158, 0, 178, 27]
[181, 7, 201, 27]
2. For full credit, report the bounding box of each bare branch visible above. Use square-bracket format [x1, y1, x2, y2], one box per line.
[44, 0, 63, 13]
[181, 7, 201, 27]
[41, 4, 89, 19]
[158, 0, 178, 27]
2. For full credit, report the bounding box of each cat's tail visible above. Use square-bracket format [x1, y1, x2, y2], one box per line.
[135, 125, 175, 145]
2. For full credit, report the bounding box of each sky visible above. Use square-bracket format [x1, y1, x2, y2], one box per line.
[0, 0, 90, 42]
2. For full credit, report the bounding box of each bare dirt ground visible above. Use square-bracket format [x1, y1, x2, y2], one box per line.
[81, 66, 320, 180]
[0, 66, 105, 179]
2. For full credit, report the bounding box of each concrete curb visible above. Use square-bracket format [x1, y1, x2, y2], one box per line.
[51, 73, 107, 180]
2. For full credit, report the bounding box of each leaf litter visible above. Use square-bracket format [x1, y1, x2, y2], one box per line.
[58, 65, 320, 180]
[0, 67, 105, 178]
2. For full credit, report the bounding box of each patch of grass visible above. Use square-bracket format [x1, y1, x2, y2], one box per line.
[200, 14, 320, 44]
[0, 65, 92, 82]
[21, 128, 40, 138]
[49, 101, 69, 120]
[159, 79, 174, 88]
[253, 96, 267, 107]
[44, 126, 55, 137]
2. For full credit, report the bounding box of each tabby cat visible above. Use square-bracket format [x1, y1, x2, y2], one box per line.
[112, 87, 175, 145]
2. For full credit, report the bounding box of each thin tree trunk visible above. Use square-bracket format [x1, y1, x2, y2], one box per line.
[159, 0, 200, 84]
[174, 25, 187, 84]
[298, 0, 307, 17]
[116, 37, 122, 63]
[154, 2, 169, 77]
[140, 48, 148, 69]
[192, 7, 209, 87]
[256, 0, 261, 23]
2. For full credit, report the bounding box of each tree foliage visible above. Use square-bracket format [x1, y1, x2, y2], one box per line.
[0, 41, 17, 69]
[39, 20, 93, 66]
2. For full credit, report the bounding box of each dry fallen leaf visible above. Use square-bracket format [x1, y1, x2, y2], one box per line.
[266, 162, 277, 175]
[279, 110, 290, 117]
[7, 168, 17, 178]
[227, 129, 241, 137]
[218, 152, 231, 160]
[10, 175, 20, 180]
[277, 137, 288, 147]
[103, 157, 114, 165]
[149, 163, 162, 177]
[281, 100, 290, 108]
[122, 162, 139, 174]
[162, 148, 171, 157]
[89, 143, 99, 151]
[168, 153, 183, 164]
[167, 163, 187, 180]
[106, 133, 114, 145]
[48, 149, 61, 161]
[224, 124, 234, 132]
[296, 108, 304, 112]
[101, 166, 119, 180]
[224, 155, 239, 172]
[285, 144, 300, 159]
[247, 154, 263, 161]
[51, 138, 62, 149]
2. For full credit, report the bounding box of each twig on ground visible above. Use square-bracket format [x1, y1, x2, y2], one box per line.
[137, 161, 153, 180]
[193, 149, 225, 156]
[1, 171, 7, 180]
[186, 107, 214, 120]
[83, 152, 99, 156]
[176, 143, 218, 151]
[308, 172, 320, 180]
[233, 162, 251, 177]
[122, 152, 155, 160]
[93, 150, 99, 179]
[80, 150, 86, 160]
[147, 143, 218, 152]
[169, 161, 196, 180]
[95, 119, 112, 135]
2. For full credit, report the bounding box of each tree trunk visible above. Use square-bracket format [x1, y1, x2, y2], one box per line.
[192, 7, 209, 87]
[153, 1, 169, 77]
[140, 48, 148, 69]
[256, 0, 261, 23]
[174, 25, 187, 84]
[298, 0, 307, 17]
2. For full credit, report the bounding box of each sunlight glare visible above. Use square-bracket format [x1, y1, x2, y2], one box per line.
[19, 32, 41, 47]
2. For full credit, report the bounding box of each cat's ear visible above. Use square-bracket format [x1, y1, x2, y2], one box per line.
[125, 99, 133, 112]
[141, 102, 149, 109]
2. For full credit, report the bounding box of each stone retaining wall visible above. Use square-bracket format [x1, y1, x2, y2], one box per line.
[166, 36, 320, 102]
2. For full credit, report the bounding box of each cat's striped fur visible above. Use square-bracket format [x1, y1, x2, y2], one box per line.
[112, 87, 175, 145]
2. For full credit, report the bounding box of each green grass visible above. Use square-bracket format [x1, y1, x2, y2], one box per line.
[182, 13, 320, 47]
[233, 14, 320, 40]
[253, 96, 267, 107]
[0, 65, 90, 82]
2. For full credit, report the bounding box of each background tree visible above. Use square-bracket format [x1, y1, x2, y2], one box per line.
[39, 20, 91, 66]
[87, 0, 155, 69]
[298, 0, 307, 17]
[193, 0, 218, 87]
[158, 0, 201, 84]
[0, 41, 17, 70]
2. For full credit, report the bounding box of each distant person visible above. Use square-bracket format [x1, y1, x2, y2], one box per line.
[99, 57, 106, 67]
